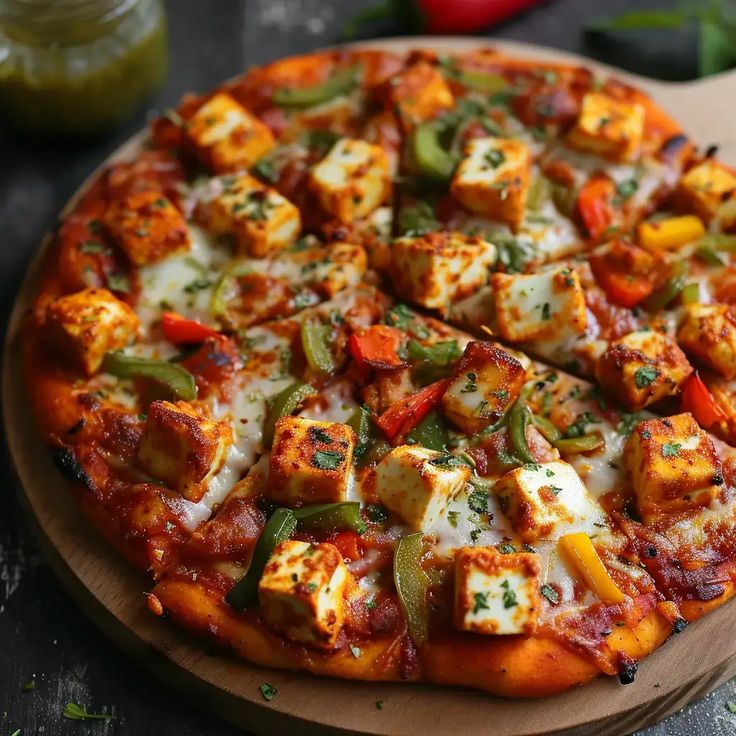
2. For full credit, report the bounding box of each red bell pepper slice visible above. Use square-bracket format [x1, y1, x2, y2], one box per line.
[375, 378, 449, 440]
[348, 325, 407, 370]
[162, 312, 222, 344]
[681, 372, 726, 429]
[577, 177, 616, 241]
[590, 268, 654, 308]
[331, 530, 364, 562]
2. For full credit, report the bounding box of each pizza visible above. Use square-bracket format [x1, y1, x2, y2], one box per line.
[21, 45, 736, 699]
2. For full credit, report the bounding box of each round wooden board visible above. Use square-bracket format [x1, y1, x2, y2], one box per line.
[5, 36, 736, 736]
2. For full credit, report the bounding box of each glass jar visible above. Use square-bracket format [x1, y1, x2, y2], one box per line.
[0, 0, 167, 137]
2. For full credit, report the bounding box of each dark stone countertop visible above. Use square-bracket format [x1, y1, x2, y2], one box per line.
[1, 1, 734, 733]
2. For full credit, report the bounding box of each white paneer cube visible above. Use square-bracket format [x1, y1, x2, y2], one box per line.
[198, 173, 301, 257]
[624, 413, 723, 520]
[596, 330, 693, 411]
[391, 231, 496, 312]
[567, 92, 644, 162]
[186, 92, 276, 173]
[454, 546, 541, 635]
[675, 159, 736, 223]
[450, 137, 532, 231]
[258, 540, 351, 648]
[492, 267, 587, 343]
[138, 400, 232, 503]
[494, 461, 607, 544]
[268, 417, 356, 505]
[374, 446, 471, 532]
[677, 303, 736, 379]
[273, 243, 368, 298]
[309, 138, 392, 224]
[441, 341, 527, 434]
[45, 287, 140, 376]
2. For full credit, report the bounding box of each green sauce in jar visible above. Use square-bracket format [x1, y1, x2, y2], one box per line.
[0, 0, 167, 137]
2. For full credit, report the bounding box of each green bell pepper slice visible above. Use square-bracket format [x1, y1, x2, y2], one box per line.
[301, 321, 336, 375]
[406, 410, 449, 452]
[643, 261, 687, 311]
[347, 405, 373, 462]
[225, 508, 297, 611]
[263, 381, 317, 447]
[293, 502, 367, 534]
[412, 121, 457, 180]
[554, 434, 604, 454]
[272, 65, 360, 109]
[508, 392, 537, 465]
[210, 260, 252, 318]
[532, 414, 562, 443]
[681, 282, 700, 304]
[103, 352, 196, 400]
[394, 533, 430, 648]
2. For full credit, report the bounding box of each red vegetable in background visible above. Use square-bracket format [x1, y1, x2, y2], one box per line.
[344, 0, 542, 38]
[375, 378, 449, 440]
[162, 312, 222, 344]
[681, 372, 726, 430]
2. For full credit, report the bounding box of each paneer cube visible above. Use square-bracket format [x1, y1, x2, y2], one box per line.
[138, 400, 232, 502]
[391, 231, 496, 312]
[453, 546, 541, 635]
[450, 137, 532, 231]
[258, 540, 351, 648]
[492, 267, 587, 343]
[373, 446, 471, 532]
[675, 159, 736, 223]
[45, 288, 140, 376]
[309, 138, 392, 224]
[441, 341, 527, 434]
[274, 243, 368, 297]
[104, 190, 191, 266]
[198, 174, 301, 257]
[677, 303, 736, 379]
[596, 330, 693, 411]
[186, 92, 276, 173]
[268, 417, 356, 505]
[494, 461, 607, 544]
[567, 92, 644, 162]
[388, 60, 454, 129]
[624, 413, 723, 519]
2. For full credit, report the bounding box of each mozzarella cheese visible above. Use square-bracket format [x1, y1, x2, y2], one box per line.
[492, 267, 587, 342]
[494, 461, 608, 543]
[373, 446, 471, 532]
[259, 540, 351, 648]
[453, 546, 541, 635]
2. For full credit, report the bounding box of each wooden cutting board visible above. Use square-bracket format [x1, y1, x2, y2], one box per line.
[5, 37, 736, 736]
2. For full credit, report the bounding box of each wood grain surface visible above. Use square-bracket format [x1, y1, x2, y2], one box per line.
[5, 36, 736, 736]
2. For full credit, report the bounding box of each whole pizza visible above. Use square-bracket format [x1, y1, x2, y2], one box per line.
[22, 45, 736, 698]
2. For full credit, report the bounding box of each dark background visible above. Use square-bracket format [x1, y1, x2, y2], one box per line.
[2, 1, 735, 734]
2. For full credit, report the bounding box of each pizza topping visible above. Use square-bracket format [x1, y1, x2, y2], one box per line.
[559, 532, 625, 604]
[374, 445, 470, 531]
[677, 303, 736, 379]
[102, 352, 196, 400]
[272, 64, 360, 109]
[301, 320, 337, 375]
[680, 372, 727, 430]
[375, 379, 449, 440]
[674, 159, 736, 224]
[576, 176, 617, 241]
[405, 411, 450, 452]
[453, 546, 541, 635]
[588, 239, 659, 308]
[161, 312, 222, 344]
[348, 325, 407, 371]
[393, 533, 430, 648]
[262, 381, 318, 446]
[638, 214, 705, 251]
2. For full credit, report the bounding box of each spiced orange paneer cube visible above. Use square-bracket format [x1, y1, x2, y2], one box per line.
[105, 190, 191, 266]
[596, 330, 693, 411]
[138, 400, 232, 502]
[186, 92, 276, 173]
[624, 413, 723, 520]
[566, 92, 644, 162]
[677, 303, 736, 380]
[258, 540, 352, 648]
[268, 417, 356, 505]
[451, 137, 532, 230]
[441, 342, 527, 434]
[45, 287, 140, 376]
[387, 60, 454, 130]
[674, 159, 736, 223]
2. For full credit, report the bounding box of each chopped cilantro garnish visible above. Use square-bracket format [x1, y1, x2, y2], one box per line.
[472, 592, 490, 614]
[312, 450, 343, 470]
[428, 452, 463, 468]
[501, 579, 517, 609]
[62, 703, 112, 721]
[259, 683, 278, 701]
[634, 366, 659, 388]
[540, 584, 560, 605]
[349, 644, 362, 658]
[662, 442, 682, 458]
[468, 490, 489, 514]
[311, 427, 333, 444]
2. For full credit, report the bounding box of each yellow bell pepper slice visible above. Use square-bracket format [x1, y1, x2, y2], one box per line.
[559, 532, 626, 605]
[638, 215, 705, 251]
